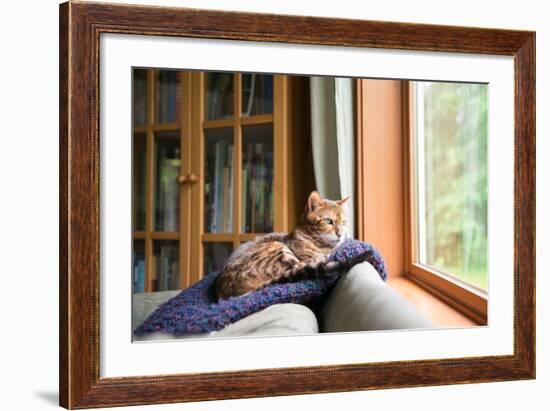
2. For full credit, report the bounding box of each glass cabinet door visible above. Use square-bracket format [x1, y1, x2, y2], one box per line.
[152, 240, 180, 291]
[241, 123, 274, 234]
[132, 69, 281, 288]
[132, 69, 186, 293]
[132, 133, 147, 231]
[204, 127, 234, 233]
[205, 72, 234, 120]
[241, 74, 274, 117]
[204, 243, 233, 274]
[201, 73, 275, 276]
[154, 131, 181, 232]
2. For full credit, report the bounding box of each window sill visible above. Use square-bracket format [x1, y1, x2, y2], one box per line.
[387, 276, 477, 327]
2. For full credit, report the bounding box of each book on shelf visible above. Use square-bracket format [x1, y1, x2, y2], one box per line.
[227, 145, 234, 232]
[133, 253, 145, 293]
[208, 140, 233, 233]
[133, 144, 147, 229]
[242, 74, 274, 116]
[264, 151, 274, 231]
[212, 140, 226, 232]
[156, 71, 179, 123]
[156, 74, 164, 123]
[133, 71, 147, 126]
[255, 143, 266, 232]
[241, 168, 248, 233]
[263, 75, 274, 114]
[248, 142, 255, 232]
[156, 147, 180, 231]
[222, 167, 229, 233]
[167, 72, 176, 121]
[154, 243, 179, 291]
[243, 142, 253, 232]
[208, 73, 233, 119]
[204, 243, 233, 274]
[241, 141, 274, 233]
[205, 179, 213, 233]
[175, 74, 181, 122]
[222, 167, 229, 232]
[133, 93, 147, 125]
[243, 74, 257, 116]
[151, 254, 157, 291]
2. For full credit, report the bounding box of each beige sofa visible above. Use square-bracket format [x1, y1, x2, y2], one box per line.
[133, 262, 433, 341]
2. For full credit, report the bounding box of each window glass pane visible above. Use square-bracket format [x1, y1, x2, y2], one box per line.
[152, 240, 179, 291]
[155, 70, 180, 123]
[154, 131, 180, 231]
[205, 72, 234, 120]
[242, 74, 274, 116]
[241, 124, 274, 233]
[416, 82, 488, 291]
[133, 69, 147, 126]
[204, 128, 234, 233]
[204, 242, 233, 274]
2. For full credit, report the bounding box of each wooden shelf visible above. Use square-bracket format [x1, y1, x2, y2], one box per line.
[133, 231, 146, 239]
[153, 122, 180, 132]
[150, 232, 179, 240]
[203, 118, 234, 130]
[201, 233, 266, 243]
[202, 233, 234, 242]
[240, 114, 274, 125]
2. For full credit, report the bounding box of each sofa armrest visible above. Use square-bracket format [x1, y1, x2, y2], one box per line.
[132, 290, 180, 330]
[321, 262, 433, 332]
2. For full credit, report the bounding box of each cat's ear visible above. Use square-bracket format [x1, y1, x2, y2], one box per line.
[337, 196, 350, 206]
[307, 191, 323, 211]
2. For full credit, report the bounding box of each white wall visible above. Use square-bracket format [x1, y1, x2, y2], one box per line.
[0, 0, 547, 410]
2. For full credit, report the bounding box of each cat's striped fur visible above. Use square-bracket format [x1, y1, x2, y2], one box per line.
[215, 191, 373, 299]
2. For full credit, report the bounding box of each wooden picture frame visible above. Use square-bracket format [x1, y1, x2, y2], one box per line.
[59, 1, 535, 408]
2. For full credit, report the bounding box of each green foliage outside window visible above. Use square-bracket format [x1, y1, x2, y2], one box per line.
[419, 82, 488, 290]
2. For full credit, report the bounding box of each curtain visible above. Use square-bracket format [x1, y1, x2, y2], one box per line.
[309, 77, 355, 239]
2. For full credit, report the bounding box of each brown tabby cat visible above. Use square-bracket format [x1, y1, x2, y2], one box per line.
[216, 191, 372, 299]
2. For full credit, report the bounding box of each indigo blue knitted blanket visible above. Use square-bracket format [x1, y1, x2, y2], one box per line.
[134, 239, 387, 337]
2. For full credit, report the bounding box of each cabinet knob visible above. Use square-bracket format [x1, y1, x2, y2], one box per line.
[177, 174, 199, 184]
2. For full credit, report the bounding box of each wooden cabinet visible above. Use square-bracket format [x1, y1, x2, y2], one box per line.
[132, 69, 314, 293]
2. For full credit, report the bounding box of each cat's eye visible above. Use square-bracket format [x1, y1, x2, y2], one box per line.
[342, 220, 347, 226]
[323, 218, 334, 225]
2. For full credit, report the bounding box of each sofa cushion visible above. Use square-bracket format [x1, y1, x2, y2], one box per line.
[321, 262, 433, 332]
[133, 303, 318, 341]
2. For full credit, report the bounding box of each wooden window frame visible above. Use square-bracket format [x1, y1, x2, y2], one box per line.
[356, 79, 488, 325]
[402, 82, 488, 325]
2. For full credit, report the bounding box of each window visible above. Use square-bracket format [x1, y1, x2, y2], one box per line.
[414, 82, 488, 290]
[355, 79, 488, 325]
[408, 81, 488, 322]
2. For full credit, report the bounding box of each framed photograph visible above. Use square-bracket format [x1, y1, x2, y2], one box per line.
[59, 1, 535, 408]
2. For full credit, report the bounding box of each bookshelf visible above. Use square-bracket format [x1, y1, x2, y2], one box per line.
[132, 69, 314, 293]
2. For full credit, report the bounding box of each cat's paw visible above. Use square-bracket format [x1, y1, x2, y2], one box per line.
[324, 261, 340, 272]
[349, 249, 374, 266]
